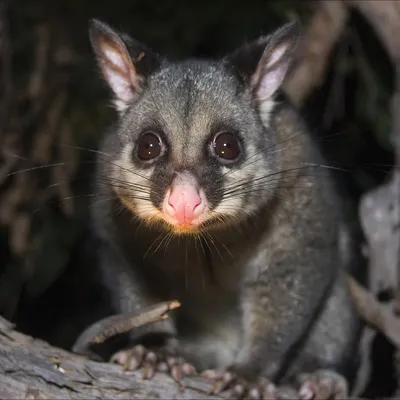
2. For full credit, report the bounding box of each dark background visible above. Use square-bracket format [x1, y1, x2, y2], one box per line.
[0, 0, 396, 397]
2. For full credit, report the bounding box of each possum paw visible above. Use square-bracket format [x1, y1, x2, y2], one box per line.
[111, 344, 197, 382]
[201, 370, 278, 399]
[297, 369, 349, 400]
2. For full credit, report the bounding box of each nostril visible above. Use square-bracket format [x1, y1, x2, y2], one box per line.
[168, 199, 176, 210]
[193, 198, 202, 210]
[164, 186, 205, 223]
[192, 198, 204, 217]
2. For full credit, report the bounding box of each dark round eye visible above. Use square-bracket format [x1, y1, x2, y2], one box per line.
[212, 132, 241, 161]
[137, 132, 162, 161]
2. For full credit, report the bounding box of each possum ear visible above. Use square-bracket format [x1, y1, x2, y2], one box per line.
[89, 19, 161, 112]
[251, 21, 300, 102]
[229, 21, 301, 102]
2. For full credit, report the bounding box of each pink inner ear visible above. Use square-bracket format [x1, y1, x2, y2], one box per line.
[99, 41, 139, 103]
[265, 43, 289, 70]
[253, 42, 291, 102]
[104, 69, 134, 102]
[104, 47, 129, 72]
[256, 67, 287, 102]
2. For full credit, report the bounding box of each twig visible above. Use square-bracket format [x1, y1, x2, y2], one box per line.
[349, 0, 400, 295]
[72, 300, 181, 355]
[347, 275, 400, 349]
[347, 0, 400, 63]
[284, 1, 349, 107]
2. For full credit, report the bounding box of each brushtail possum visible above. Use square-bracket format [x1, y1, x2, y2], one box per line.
[88, 18, 362, 398]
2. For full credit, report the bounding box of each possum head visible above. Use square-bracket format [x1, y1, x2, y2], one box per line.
[90, 19, 300, 234]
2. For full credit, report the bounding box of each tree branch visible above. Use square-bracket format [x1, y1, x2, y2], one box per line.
[72, 301, 181, 355]
[0, 315, 225, 399]
[348, 0, 400, 63]
[284, 1, 349, 107]
[346, 0, 400, 395]
[350, 0, 400, 295]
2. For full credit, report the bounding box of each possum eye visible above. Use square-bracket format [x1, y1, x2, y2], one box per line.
[212, 132, 241, 162]
[137, 132, 162, 161]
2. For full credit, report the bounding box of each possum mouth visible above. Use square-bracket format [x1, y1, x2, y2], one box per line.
[116, 191, 207, 235]
[117, 188, 236, 236]
[157, 209, 239, 236]
[160, 216, 203, 232]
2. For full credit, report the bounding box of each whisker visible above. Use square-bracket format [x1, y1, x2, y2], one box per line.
[203, 230, 224, 262]
[95, 176, 151, 194]
[300, 162, 350, 172]
[185, 239, 189, 289]
[215, 237, 233, 260]
[267, 131, 348, 156]
[222, 166, 311, 194]
[31, 192, 102, 215]
[5, 162, 65, 178]
[222, 186, 326, 201]
[89, 197, 115, 209]
[1, 150, 30, 160]
[222, 173, 331, 197]
[221, 130, 310, 180]
[96, 156, 153, 183]
[152, 231, 172, 256]
[58, 142, 111, 157]
[163, 231, 175, 255]
[143, 231, 166, 259]
[222, 161, 350, 196]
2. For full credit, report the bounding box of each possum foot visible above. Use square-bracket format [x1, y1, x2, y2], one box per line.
[201, 369, 280, 399]
[111, 344, 197, 382]
[297, 369, 349, 400]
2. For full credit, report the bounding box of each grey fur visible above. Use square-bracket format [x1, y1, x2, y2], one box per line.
[89, 19, 362, 385]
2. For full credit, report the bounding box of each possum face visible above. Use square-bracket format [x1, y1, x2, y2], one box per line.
[90, 19, 300, 234]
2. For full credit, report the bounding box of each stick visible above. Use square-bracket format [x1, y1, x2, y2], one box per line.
[284, 1, 348, 107]
[72, 300, 181, 355]
[347, 275, 400, 349]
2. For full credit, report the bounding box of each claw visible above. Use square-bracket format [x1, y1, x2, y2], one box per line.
[232, 383, 245, 398]
[182, 362, 197, 375]
[171, 364, 183, 382]
[201, 369, 224, 380]
[202, 368, 277, 399]
[247, 387, 259, 400]
[208, 371, 236, 394]
[142, 363, 156, 380]
[274, 385, 297, 400]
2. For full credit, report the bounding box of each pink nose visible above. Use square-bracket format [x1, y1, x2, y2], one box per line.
[164, 185, 204, 225]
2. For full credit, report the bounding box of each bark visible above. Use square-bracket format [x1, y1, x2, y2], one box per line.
[284, 1, 349, 107]
[0, 315, 224, 399]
